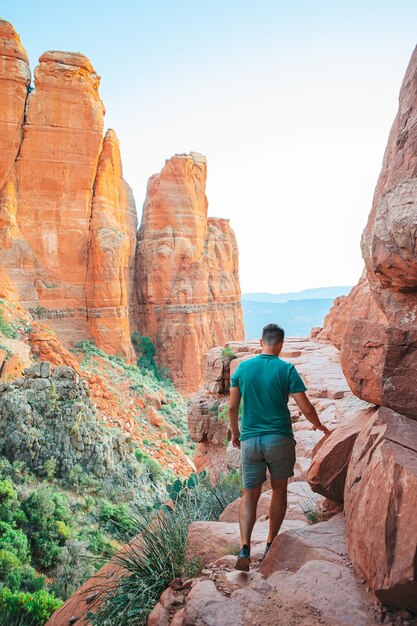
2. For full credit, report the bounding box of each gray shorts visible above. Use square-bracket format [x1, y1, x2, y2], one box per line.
[240, 433, 296, 489]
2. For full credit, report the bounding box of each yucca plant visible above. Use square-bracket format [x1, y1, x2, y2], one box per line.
[91, 470, 242, 626]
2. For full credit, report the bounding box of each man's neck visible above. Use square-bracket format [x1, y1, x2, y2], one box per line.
[262, 348, 278, 356]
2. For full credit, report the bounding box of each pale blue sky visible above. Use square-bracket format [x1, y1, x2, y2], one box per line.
[3, 1, 417, 292]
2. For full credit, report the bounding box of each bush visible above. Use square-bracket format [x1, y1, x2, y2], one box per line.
[0, 587, 62, 626]
[51, 539, 96, 599]
[221, 346, 235, 361]
[91, 470, 242, 626]
[0, 479, 21, 523]
[99, 501, 137, 540]
[22, 487, 73, 569]
[0, 460, 35, 485]
[0, 307, 17, 339]
[0, 522, 30, 563]
[134, 449, 166, 482]
[91, 500, 201, 626]
[131, 331, 161, 379]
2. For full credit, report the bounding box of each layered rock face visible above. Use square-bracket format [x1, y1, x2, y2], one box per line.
[86, 129, 137, 360]
[0, 20, 30, 191]
[325, 46, 417, 419]
[0, 21, 244, 384]
[0, 21, 137, 360]
[136, 153, 244, 392]
[310, 46, 417, 613]
[344, 408, 417, 610]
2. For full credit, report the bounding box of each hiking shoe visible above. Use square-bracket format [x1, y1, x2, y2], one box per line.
[261, 542, 272, 561]
[235, 545, 251, 571]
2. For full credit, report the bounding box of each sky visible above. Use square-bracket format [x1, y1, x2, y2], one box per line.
[3, 0, 417, 293]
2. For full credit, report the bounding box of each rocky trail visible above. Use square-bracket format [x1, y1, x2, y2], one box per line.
[147, 338, 390, 626]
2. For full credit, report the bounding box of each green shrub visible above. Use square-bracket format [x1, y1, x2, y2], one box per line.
[0, 460, 35, 485]
[0, 522, 30, 563]
[0, 479, 20, 523]
[51, 539, 96, 599]
[0, 587, 62, 626]
[91, 470, 242, 626]
[43, 457, 58, 482]
[91, 500, 202, 626]
[22, 487, 73, 569]
[0, 307, 17, 338]
[131, 331, 161, 379]
[134, 449, 166, 482]
[0, 549, 22, 591]
[99, 501, 137, 540]
[221, 346, 235, 361]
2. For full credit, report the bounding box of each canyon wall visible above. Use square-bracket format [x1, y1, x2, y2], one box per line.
[310, 45, 417, 610]
[136, 153, 244, 392]
[0, 20, 243, 390]
[321, 46, 417, 419]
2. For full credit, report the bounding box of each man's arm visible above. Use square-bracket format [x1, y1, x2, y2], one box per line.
[291, 391, 331, 436]
[229, 386, 242, 448]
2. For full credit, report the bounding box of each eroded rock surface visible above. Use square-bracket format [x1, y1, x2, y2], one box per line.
[136, 153, 244, 392]
[344, 407, 417, 611]
[328, 46, 417, 419]
[0, 22, 244, 384]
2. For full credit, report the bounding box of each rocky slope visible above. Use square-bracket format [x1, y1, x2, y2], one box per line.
[0, 20, 243, 391]
[136, 152, 244, 392]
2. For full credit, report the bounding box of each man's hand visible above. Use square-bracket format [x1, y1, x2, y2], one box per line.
[292, 392, 331, 437]
[314, 424, 331, 437]
[231, 431, 241, 448]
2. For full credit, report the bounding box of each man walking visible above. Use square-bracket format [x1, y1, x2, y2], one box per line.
[229, 323, 330, 571]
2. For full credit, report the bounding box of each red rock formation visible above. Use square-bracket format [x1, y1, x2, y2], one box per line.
[0, 20, 30, 191]
[344, 407, 417, 611]
[0, 21, 245, 387]
[307, 407, 376, 503]
[15, 50, 104, 311]
[0, 22, 137, 361]
[338, 47, 417, 419]
[86, 129, 137, 360]
[136, 153, 244, 392]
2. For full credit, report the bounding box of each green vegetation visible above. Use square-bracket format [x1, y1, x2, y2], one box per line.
[131, 331, 163, 379]
[298, 491, 324, 524]
[74, 338, 195, 456]
[134, 448, 168, 482]
[221, 346, 235, 361]
[0, 306, 18, 339]
[91, 470, 242, 626]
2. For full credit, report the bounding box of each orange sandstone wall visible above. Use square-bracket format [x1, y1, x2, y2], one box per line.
[136, 153, 244, 392]
[332, 46, 417, 420]
[0, 21, 244, 386]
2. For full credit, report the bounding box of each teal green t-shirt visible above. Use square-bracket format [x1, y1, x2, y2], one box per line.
[231, 354, 307, 441]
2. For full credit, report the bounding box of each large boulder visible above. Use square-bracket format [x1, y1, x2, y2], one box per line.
[339, 46, 417, 419]
[307, 407, 375, 503]
[344, 407, 417, 611]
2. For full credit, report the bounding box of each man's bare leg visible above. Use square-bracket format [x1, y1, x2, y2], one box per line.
[267, 477, 288, 544]
[235, 485, 261, 570]
[239, 485, 262, 547]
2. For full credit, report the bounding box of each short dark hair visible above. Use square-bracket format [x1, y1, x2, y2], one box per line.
[262, 323, 285, 345]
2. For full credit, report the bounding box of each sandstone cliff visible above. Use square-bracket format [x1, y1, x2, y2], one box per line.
[0, 21, 137, 360]
[0, 21, 244, 387]
[321, 47, 417, 419]
[309, 45, 417, 611]
[136, 153, 244, 392]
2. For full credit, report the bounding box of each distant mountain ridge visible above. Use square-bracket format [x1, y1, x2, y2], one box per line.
[241, 286, 352, 339]
[243, 286, 353, 303]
